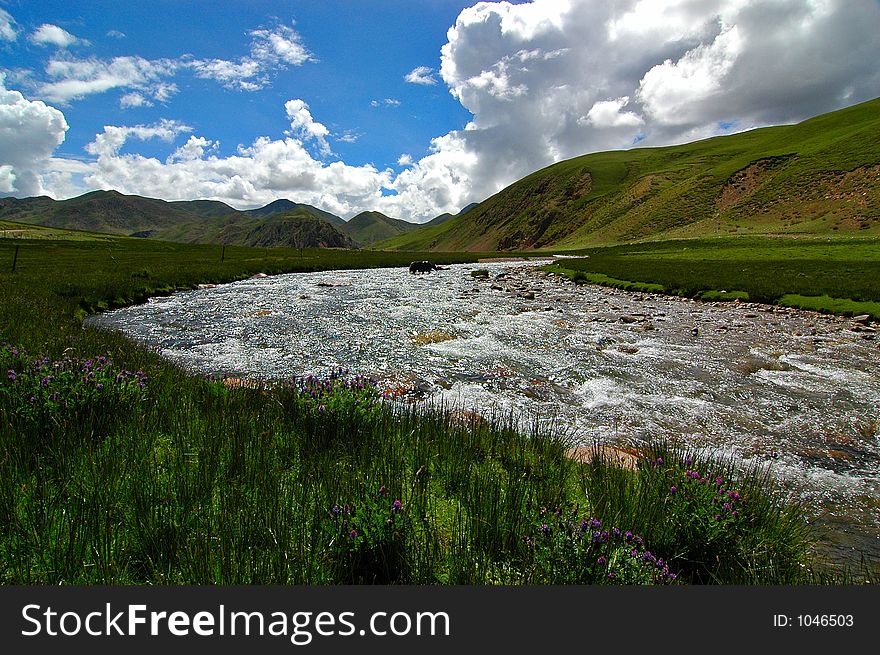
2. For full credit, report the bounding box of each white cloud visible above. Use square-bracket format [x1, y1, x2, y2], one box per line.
[397, 154, 413, 166]
[30, 24, 89, 48]
[249, 24, 311, 66]
[85, 119, 191, 158]
[119, 92, 150, 109]
[336, 131, 359, 144]
[0, 74, 69, 196]
[580, 97, 644, 128]
[106, 30, 126, 39]
[284, 99, 330, 156]
[404, 66, 438, 85]
[0, 9, 18, 41]
[39, 56, 179, 104]
[370, 98, 400, 108]
[30, 22, 312, 104]
[188, 23, 312, 91]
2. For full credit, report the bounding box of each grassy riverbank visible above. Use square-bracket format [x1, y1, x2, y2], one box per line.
[545, 236, 880, 319]
[0, 236, 863, 583]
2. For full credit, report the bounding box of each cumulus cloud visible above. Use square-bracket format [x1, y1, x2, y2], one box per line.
[30, 24, 89, 48]
[1, 9, 18, 41]
[580, 97, 644, 128]
[74, 108, 395, 217]
[106, 30, 126, 39]
[404, 66, 438, 85]
[0, 74, 69, 196]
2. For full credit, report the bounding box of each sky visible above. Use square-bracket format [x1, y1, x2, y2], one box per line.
[1, 0, 879, 222]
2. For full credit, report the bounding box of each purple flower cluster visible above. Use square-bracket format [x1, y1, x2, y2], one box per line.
[681, 468, 746, 520]
[330, 487, 406, 545]
[290, 369, 380, 413]
[2, 344, 149, 411]
[524, 509, 677, 584]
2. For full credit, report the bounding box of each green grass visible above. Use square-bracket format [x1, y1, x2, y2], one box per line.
[543, 236, 880, 319]
[0, 235, 862, 584]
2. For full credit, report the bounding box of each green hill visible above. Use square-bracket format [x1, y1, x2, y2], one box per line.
[378, 97, 880, 251]
[0, 190, 201, 236]
[216, 209, 357, 249]
[245, 199, 345, 227]
[338, 210, 418, 246]
[0, 191, 356, 249]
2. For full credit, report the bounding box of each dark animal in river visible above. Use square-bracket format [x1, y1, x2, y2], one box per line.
[409, 260, 439, 274]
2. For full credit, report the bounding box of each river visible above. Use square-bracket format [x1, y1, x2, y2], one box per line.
[86, 261, 880, 569]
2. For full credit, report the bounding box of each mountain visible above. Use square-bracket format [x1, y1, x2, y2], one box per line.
[168, 199, 239, 218]
[424, 213, 455, 228]
[338, 210, 418, 247]
[0, 191, 357, 249]
[0, 190, 200, 236]
[377, 97, 880, 251]
[216, 209, 357, 249]
[457, 202, 480, 216]
[245, 199, 345, 227]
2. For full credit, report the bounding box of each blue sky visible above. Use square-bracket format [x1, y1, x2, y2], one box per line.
[2, 1, 879, 221]
[3, 1, 473, 167]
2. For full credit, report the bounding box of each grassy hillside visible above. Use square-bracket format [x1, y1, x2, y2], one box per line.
[379, 97, 880, 251]
[0, 190, 200, 236]
[339, 211, 418, 246]
[0, 191, 358, 249]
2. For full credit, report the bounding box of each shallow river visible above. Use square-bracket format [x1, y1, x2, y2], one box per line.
[87, 261, 880, 567]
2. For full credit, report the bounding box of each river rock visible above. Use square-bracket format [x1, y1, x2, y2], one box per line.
[852, 314, 871, 325]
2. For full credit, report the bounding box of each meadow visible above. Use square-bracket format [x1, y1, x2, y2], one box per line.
[0, 233, 866, 584]
[545, 236, 880, 319]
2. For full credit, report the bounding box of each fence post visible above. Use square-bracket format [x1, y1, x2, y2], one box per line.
[11, 244, 19, 272]
[221, 245, 226, 262]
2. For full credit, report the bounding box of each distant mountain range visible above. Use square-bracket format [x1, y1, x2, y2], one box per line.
[3, 98, 878, 251]
[0, 191, 451, 249]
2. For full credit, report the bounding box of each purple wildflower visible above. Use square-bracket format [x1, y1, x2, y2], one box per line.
[392, 499, 402, 512]
[540, 523, 550, 535]
[670, 486, 677, 495]
[378, 486, 386, 497]
[7, 369, 16, 382]
[597, 556, 607, 566]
